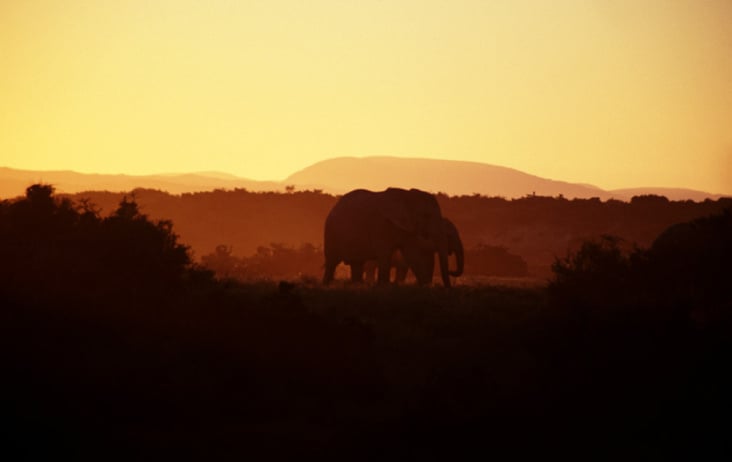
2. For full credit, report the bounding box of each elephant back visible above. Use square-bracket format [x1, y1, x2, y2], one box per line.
[327, 188, 444, 236]
[381, 188, 444, 235]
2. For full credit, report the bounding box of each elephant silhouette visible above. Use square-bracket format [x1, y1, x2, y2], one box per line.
[323, 188, 453, 287]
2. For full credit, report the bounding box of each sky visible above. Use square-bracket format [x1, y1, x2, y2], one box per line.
[1, 0, 731, 193]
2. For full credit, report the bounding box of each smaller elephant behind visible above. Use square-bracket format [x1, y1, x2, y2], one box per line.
[364, 218, 464, 285]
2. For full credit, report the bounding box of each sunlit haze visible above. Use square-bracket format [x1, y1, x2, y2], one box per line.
[2, 0, 731, 193]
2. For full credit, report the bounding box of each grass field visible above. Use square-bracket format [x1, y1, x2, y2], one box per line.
[5, 280, 729, 459]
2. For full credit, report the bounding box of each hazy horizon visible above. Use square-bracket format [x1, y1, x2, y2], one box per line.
[2, 1, 731, 193]
[2, 156, 731, 200]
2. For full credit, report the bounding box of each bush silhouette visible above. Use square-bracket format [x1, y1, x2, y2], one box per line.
[549, 235, 640, 309]
[646, 208, 732, 320]
[0, 184, 198, 300]
[549, 209, 731, 321]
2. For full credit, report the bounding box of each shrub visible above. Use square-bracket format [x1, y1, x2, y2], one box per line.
[548, 235, 641, 310]
[0, 184, 198, 300]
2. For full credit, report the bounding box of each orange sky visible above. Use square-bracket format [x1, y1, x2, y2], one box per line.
[1, 0, 731, 193]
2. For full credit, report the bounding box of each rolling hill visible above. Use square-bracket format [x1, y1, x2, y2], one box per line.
[285, 156, 611, 198]
[0, 167, 281, 199]
[286, 157, 727, 200]
[1, 157, 726, 201]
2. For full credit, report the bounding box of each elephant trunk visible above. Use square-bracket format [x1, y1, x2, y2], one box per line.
[437, 238, 451, 288]
[449, 235, 464, 277]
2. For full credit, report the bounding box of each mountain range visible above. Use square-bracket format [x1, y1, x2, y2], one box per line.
[1, 157, 726, 202]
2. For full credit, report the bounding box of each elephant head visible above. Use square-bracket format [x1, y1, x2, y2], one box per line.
[322, 188, 452, 287]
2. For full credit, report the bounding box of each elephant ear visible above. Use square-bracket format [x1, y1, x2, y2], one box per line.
[379, 194, 418, 234]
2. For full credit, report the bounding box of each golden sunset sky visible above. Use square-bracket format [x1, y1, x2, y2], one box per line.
[1, 0, 730, 193]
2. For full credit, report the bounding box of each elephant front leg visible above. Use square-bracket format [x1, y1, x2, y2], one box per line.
[363, 261, 377, 283]
[438, 252, 451, 288]
[377, 258, 392, 285]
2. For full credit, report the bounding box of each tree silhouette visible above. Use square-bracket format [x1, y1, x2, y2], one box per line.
[0, 184, 197, 301]
[549, 209, 732, 319]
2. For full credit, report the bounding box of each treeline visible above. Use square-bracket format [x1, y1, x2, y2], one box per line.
[437, 192, 732, 275]
[64, 188, 731, 278]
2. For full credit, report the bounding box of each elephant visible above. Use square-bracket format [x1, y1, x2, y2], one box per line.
[322, 188, 453, 287]
[363, 217, 464, 285]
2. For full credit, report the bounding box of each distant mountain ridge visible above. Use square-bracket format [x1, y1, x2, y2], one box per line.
[284, 157, 726, 201]
[1, 157, 726, 201]
[0, 167, 281, 199]
[285, 156, 609, 199]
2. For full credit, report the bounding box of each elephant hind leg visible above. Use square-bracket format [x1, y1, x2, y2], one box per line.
[395, 265, 408, 284]
[377, 258, 392, 285]
[323, 259, 338, 285]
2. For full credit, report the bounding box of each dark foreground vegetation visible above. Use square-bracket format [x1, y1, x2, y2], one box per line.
[2, 185, 730, 459]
